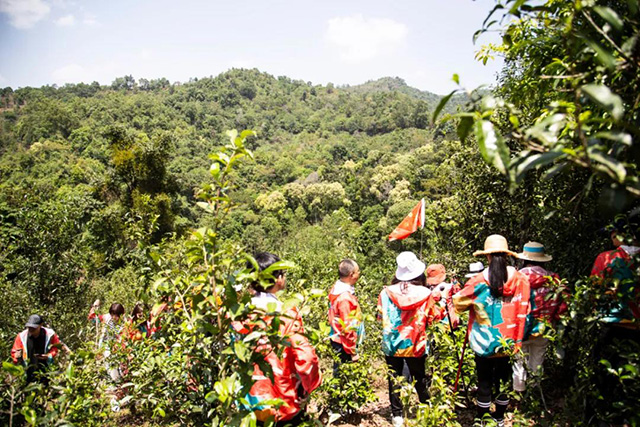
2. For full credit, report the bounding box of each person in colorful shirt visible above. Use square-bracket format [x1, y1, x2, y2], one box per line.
[89, 301, 126, 383]
[328, 259, 363, 372]
[378, 251, 442, 427]
[235, 252, 322, 426]
[590, 215, 640, 419]
[591, 216, 640, 326]
[512, 241, 567, 392]
[453, 235, 530, 426]
[11, 314, 61, 383]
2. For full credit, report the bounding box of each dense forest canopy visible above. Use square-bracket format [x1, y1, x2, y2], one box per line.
[1, 0, 639, 425]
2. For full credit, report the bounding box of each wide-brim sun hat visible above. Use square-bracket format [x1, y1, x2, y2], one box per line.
[465, 261, 485, 278]
[426, 264, 446, 285]
[395, 251, 426, 282]
[517, 241, 552, 262]
[472, 234, 517, 257]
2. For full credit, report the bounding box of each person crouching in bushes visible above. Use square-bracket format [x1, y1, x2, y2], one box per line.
[378, 251, 443, 427]
[234, 252, 322, 426]
[512, 241, 567, 393]
[11, 314, 61, 383]
[453, 235, 530, 426]
[328, 258, 363, 373]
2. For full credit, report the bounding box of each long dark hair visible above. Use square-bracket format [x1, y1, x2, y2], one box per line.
[488, 253, 508, 298]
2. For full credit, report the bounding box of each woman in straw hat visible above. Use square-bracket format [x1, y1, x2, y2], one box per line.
[378, 251, 444, 427]
[453, 235, 530, 425]
[512, 242, 567, 393]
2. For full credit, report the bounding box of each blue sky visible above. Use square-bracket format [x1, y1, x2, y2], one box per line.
[0, 0, 504, 94]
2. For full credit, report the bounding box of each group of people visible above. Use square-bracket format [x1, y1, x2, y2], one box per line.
[326, 224, 638, 427]
[9, 219, 639, 426]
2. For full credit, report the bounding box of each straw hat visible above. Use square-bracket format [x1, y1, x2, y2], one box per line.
[465, 261, 485, 278]
[395, 251, 426, 282]
[473, 234, 517, 257]
[426, 264, 446, 285]
[516, 241, 552, 262]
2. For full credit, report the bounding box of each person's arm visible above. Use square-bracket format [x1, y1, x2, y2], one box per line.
[336, 295, 360, 357]
[88, 299, 101, 322]
[10, 334, 23, 364]
[453, 281, 477, 314]
[514, 277, 531, 346]
[290, 331, 322, 394]
[48, 333, 61, 359]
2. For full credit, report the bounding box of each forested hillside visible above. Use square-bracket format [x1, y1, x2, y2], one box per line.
[1, 0, 639, 425]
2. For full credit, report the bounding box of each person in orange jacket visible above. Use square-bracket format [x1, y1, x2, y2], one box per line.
[235, 252, 322, 425]
[328, 259, 363, 371]
[11, 314, 61, 382]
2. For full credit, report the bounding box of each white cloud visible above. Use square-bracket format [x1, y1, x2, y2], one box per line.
[54, 14, 75, 26]
[0, 0, 51, 29]
[51, 64, 88, 84]
[82, 13, 98, 26]
[325, 14, 408, 63]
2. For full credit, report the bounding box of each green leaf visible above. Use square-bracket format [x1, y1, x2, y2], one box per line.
[514, 150, 566, 183]
[581, 84, 624, 121]
[452, 73, 460, 85]
[66, 361, 75, 379]
[593, 6, 624, 31]
[432, 90, 458, 124]
[197, 201, 214, 213]
[261, 260, 296, 278]
[233, 341, 250, 362]
[240, 130, 257, 140]
[226, 129, 238, 143]
[2, 361, 23, 376]
[585, 39, 618, 70]
[628, 0, 639, 15]
[595, 131, 632, 146]
[474, 120, 510, 174]
[22, 408, 36, 426]
[210, 162, 220, 179]
[588, 148, 627, 182]
[456, 115, 474, 142]
[205, 390, 218, 403]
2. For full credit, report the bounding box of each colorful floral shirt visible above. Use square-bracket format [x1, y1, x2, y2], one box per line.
[377, 283, 442, 358]
[520, 266, 567, 339]
[591, 246, 640, 325]
[453, 268, 530, 357]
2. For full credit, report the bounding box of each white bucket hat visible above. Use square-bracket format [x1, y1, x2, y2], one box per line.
[516, 241, 552, 262]
[465, 261, 485, 278]
[395, 251, 426, 282]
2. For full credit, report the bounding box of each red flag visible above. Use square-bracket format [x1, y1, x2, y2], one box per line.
[388, 199, 425, 241]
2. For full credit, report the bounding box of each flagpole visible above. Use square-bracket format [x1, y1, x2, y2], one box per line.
[419, 198, 425, 261]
